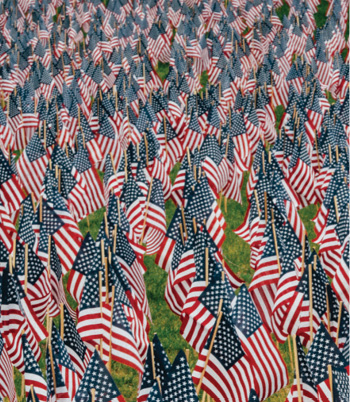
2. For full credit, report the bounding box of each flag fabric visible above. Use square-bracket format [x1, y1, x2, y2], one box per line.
[74, 350, 125, 402]
[232, 285, 288, 401]
[306, 324, 348, 402]
[22, 334, 47, 402]
[192, 307, 256, 402]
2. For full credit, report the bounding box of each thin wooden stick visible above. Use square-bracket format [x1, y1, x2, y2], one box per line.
[48, 317, 57, 396]
[335, 301, 343, 346]
[205, 248, 209, 286]
[24, 244, 28, 294]
[104, 257, 109, 304]
[104, 212, 109, 237]
[326, 285, 331, 333]
[180, 206, 188, 239]
[254, 190, 261, 217]
[60, 303, 64, 339]
[91, 388, 96, 402]
[107, 286, 115, 372]
[196, 299, 223, 394]
[301, 230, 306, 275]
[139, 178, 154, 244]
[328, 365, 333, 402]
[287, 335, 293, 372]
[98, 271, 103, 318]
[309, 264, 313, 344]
[292, 335, 302, 402]
[271, 210, 281, 274]
[30, 385, 35, 402]
[113, 224, 117, 254]
[150, 341, 156, 380]
[334, 196, 339, 223]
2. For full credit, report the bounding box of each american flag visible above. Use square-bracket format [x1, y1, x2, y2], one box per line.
[138, 334, 172, 402]
[115, 230, 150, 320]
[101, 284, 143, 374]
[306, 324, 348, 402]
[0, 334, 17, 402]
[48, 324, 80, 401]
[192, 307, 256, 401]
[16, 133, 48, 201]
[162, 350, 198, 402]
[73, 142, 104, 216]
[232, 285, 288, 400]
[286, 336, 318, 402]
[61, 305, 91, 380]
[22, 334, 47, 402]
[36, 193, 83, 275]
[67, 232, 101, 304]
[142, 178, 166, 255]
[76, 268, 103, 343]
[75, 350, 125, 402]
[0, 149, 24, 214]
[0, 268, 45, 372]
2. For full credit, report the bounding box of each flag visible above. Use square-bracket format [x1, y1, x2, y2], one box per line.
[306, 324, 348, 402]
[75, 350, 125, 402]
[142, 178, 166, 255]
[162, 350, 198, 402]
[16, 133, 48, 201]
[61, 305, 91, 380]
[138, 334, 171, 402]
[0, 149, 24, 213]
[22, 334, 47, 402]
[0, 333, 17, 402]
[285, 336, 318, 402]
[192, 307, 256, 402]
[101, 284, 143, 374]
[67, 232, 100, 303]
[232, 285, 288, 400]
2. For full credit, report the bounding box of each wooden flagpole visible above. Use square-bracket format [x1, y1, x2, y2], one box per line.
[60, 303, 64, 339]
[328, 365, 333, 402]
[308, 264, 313, 344]
[48, 317, 57, 396]
[205, 248, 209, 286]
[271, 210, 281, 274]
[196, 299, 223, 394]
[325, 285, 331, 333]
[139, 178, 154, 244]
[107, 286, 115, 372]
[301, 230, 306, 275]
[335, 301, 343, 347]
[292, 335, 302, 402]
[24, 244, 28, 294]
